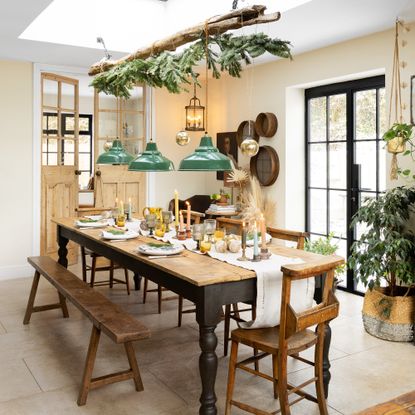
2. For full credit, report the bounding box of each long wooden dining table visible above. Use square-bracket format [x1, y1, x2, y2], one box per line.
[54, 218, 343, 415]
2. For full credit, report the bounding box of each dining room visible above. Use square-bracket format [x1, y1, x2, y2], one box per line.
[1, 1, 415, 414]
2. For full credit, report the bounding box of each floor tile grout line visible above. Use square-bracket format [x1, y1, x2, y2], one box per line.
[22, 358, 44, 393]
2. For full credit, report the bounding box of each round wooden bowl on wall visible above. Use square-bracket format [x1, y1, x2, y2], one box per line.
[236, 120, 259, 147]
[250, 145, 280, 186]
[255, 112, 278, 137]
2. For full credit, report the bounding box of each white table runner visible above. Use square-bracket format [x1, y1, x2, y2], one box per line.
[208, 248, 314, 329]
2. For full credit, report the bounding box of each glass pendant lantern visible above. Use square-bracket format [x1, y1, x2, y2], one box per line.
[185, 81, 205, 131]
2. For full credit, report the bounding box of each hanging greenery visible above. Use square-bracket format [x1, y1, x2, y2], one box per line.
[91, 32, 292, 98]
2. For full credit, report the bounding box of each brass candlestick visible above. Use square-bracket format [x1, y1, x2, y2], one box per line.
[237, 245, 249, 261]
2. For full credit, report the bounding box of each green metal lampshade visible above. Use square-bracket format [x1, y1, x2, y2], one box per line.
[128, 141, 174, 172]
[96, 139, 134, 165]
[178, 134, 233, 171]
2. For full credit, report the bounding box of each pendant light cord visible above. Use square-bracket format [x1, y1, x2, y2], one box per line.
[149, 85, 153, 142]
[204, 20, 209, 134]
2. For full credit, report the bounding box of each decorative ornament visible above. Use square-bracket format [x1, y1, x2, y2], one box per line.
[241, 138, 259, 157]
[103, 140, 113, 152]
[176, 129, 191, 146]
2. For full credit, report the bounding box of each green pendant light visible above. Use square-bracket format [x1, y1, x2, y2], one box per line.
[128, 87, 174, 172]
[178, 133, 232, 171]
[128, 141, 174, 171]
[179, 26, 232, 172]
[96, 138, 134, 165]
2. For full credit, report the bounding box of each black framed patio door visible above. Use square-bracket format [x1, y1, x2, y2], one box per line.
[305, 76, 386, 294]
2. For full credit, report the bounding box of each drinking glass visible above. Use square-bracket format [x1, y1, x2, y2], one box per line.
[162, 210, 173, 231]
[146, 214, 157, 235]
[204, 219, 216, 243]
[155, 220, 165, 238]
[192, 223, 204, 250]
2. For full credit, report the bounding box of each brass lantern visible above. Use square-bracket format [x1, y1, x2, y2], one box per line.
[185, 82, 205, 131]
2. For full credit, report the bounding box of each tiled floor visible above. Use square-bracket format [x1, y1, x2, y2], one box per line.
[0, 265, 413, 415]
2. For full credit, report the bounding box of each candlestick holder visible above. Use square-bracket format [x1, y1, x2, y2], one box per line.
[251, 253, 261, 262]
[260, 247, 271, 260]
[237, 246, 249, 261]
[186, 228, 192, 239]
[177, 230, 186, 241]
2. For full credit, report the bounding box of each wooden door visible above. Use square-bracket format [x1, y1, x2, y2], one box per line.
[95, 165, 146, 215]
[41, 73, 79, 263]
[94, 85, 147, 214]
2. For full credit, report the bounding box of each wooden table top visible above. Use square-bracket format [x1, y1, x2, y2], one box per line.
[54, 218, 344, 287]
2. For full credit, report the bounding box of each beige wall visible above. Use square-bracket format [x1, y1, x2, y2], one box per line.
[0, 60, 33, 279]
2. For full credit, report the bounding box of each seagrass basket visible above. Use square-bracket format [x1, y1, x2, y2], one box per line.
[362, 287, 414, 342]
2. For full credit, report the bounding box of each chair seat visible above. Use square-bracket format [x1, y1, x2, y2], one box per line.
[231, 326, 318, 355]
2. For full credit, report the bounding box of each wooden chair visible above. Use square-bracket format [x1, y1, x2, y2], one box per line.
[81, 247, 130, 295]
[217, 217, 309, 358]
[143, 210, 204, 323]
[225, 263, 339, 415]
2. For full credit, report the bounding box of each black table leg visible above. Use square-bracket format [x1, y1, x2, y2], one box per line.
[57, 227, 69, 268]
[196, 291, 222, 415]
[323, 323, 332, 398]
[133, 273, 142, 291]
[198, 325, 218, 415]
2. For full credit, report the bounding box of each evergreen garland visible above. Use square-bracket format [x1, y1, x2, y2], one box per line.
[91, 32, 292, 98]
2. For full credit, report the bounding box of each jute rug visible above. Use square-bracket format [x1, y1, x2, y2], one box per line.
[355, 391, 415, 415]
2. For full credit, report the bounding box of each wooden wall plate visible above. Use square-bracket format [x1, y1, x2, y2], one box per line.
[236, 120, 259, 147]
[250, 145, 279, 186]
[255, 112, 278, 137]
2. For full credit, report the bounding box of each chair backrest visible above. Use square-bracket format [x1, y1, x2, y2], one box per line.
[179, 209, 205, 224]
[266, 227, 309, 250]
[278, 263, 340, 349]
[216, 218, 309, 250]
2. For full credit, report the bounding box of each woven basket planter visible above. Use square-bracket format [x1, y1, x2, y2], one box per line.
[362, 287, 414, 342]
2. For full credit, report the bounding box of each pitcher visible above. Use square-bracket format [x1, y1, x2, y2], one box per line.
[142, 206, 162, 221]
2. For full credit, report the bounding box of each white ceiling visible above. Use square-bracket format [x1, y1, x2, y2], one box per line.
[0, 0, 414, 71]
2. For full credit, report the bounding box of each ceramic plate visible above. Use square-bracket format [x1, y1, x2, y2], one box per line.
[101, 230, 139, 240]
[137, 243, 184, 256]
[75, 219, 108, 228]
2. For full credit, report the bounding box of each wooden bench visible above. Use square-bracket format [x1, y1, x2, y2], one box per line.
[23, 256, 150, 406]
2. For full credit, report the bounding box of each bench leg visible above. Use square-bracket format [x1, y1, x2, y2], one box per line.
[78, 325, 101, 406]
[58, 292, 69, 318]
[124, 342, 144, 392]
[23, 271, 41, 325]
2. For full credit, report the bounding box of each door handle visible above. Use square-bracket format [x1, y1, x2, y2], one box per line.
[74, 170, 82, 175]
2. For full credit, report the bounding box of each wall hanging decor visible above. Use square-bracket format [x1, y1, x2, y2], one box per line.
[216, 132, 238, 180]
[250, 145, 279, 186]
[254, 112, 278, 137]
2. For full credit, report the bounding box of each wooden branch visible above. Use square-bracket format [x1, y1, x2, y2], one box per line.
[89, 5, 280, 76]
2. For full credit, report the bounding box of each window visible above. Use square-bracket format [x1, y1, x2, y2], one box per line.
[42, 113, 93, 189]
[305, 76, 386, 294]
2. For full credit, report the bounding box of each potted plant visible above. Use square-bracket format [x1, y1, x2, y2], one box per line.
[211, 189, 231, 205]
[383, 122, 413, 153]
[348, 186, 415, 342]
[304, 233, 346, 291]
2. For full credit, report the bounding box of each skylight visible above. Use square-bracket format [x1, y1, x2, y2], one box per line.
[20, 0, 312, 53]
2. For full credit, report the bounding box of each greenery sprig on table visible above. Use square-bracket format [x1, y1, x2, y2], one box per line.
[91, 33, 292, 98]
[348, 186, 415, 296]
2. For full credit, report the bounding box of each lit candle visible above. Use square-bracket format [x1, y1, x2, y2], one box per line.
[174, 190, 179, 227]
[128, 197, 132, 219]
[260, 214, 267, 249]
[253, 221, 259, 257]
[186, 201, 191, 230]
[241, 221, 247, 250]
[179, 211, 184, 232]
[119, 200, 124, 216]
